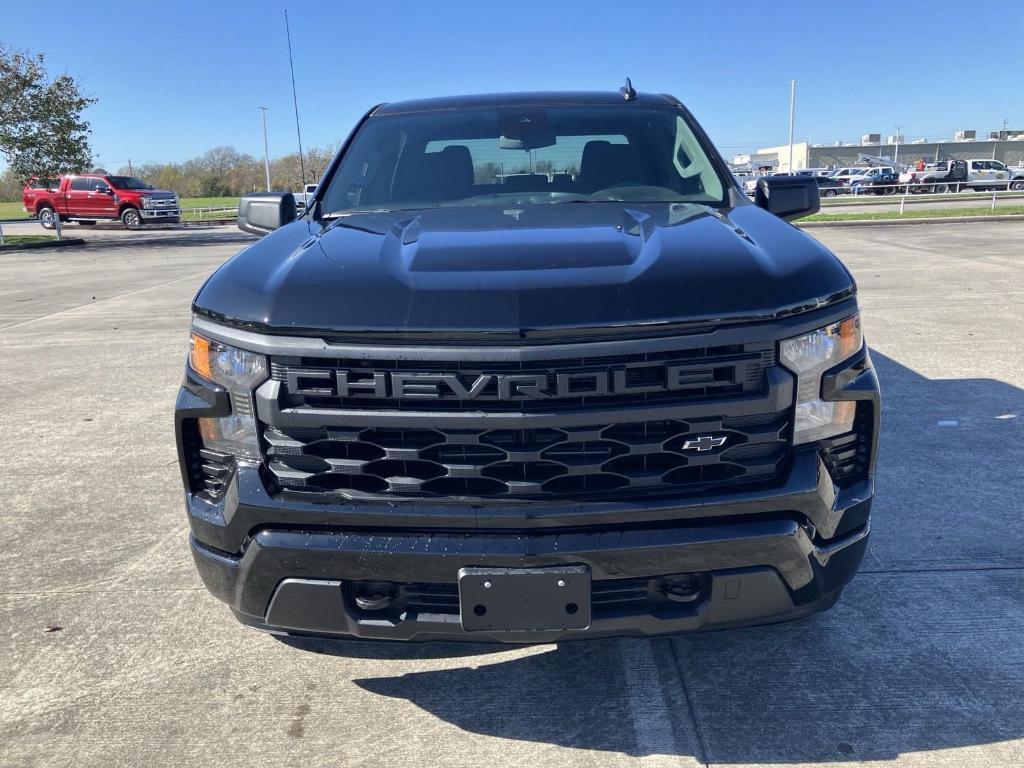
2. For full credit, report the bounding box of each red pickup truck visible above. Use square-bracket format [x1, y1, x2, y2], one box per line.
[22, 174, 180, 229]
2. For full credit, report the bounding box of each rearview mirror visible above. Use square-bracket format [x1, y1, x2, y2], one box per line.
[238, 192, 297, 235]
[754, 176, 820, 221]
[499, 133, 557, 151]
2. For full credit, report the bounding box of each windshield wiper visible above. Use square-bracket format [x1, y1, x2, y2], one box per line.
[321, 209, 400, 219]
[548, 198, 693, 205]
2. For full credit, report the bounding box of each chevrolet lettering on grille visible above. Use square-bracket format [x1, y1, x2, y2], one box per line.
[286, 364, 724, 401]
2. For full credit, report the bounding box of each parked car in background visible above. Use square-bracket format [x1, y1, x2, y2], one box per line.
[742, 176, 762, 196]
[965, 159, 1024, 191]
[732, 173, 754, 190]
[845, 166, 895, 186]
[850, 170, 900, 195]
[22, 174, 180, 228]
[899, 159, 1024, 193]
[814, 175, 847, 197]
[295, 183, 318, 209]
[828, 167, 874, 183]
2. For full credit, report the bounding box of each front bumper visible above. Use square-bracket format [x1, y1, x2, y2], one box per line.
[176, 320, 880, 643]
[191, 509, 869, 643]
[140, 209, 181, 220]
[182, 438, 874, 642]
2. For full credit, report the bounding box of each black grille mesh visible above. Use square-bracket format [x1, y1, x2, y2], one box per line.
[264, 411, 790, 501]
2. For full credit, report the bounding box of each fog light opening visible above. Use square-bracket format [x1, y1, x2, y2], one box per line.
[660, 573, 704, 603]
[353, 582, 397, 611]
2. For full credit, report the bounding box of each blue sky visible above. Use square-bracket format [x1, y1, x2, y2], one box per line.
[5, 0, 1024, 169]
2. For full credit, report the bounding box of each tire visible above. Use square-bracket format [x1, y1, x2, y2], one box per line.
[78, 220, 97, 226]
[37, 206, 57, 229]
[1011, 179, 1024, 191]
[934, 183, 949, 194]
[121, 207, 143, 229]
[823, 190, 837, 198]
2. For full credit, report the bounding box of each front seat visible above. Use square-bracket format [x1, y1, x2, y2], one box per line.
[393, 145, 475, 201]
[578, 141, 658, 192]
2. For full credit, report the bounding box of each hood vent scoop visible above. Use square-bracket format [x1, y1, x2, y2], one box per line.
[390, 216, 422, 245]
[621, 208, 656, 242]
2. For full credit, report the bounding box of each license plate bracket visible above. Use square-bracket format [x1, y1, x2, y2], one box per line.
[458, 566, 591, 632]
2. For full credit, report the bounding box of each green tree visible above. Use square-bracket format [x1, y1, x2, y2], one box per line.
[0, 43, 96, 182]
[0, 167, 22, 201]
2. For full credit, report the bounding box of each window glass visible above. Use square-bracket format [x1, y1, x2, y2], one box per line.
[70, 177, 94, 191]
[320, 105, 727, 213]
[107, 176, 151, 190]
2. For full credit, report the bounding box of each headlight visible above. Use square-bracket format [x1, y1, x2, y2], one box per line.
[189, 333, 268, 459]
[140, 196, 152, 208]
[780, 315, 862, 444]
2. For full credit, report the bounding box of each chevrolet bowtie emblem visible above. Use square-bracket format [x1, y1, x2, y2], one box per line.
[681, 435, 727, 452]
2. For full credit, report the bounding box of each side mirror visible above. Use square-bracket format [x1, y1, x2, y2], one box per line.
[754, 175, 820, 221]
[238, 192, 297, 235]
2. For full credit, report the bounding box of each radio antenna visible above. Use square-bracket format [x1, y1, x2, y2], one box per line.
[284, 9, 307, 187]
[620, 77, 637, 102]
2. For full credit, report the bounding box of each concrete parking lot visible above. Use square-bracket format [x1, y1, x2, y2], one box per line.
[1, 222, 1022, 767]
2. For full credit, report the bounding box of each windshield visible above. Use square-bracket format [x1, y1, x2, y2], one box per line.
[107, 176, 152, 190]
[320, 105, 726, 214]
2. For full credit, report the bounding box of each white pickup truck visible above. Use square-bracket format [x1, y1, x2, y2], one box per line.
[900, 159, 1024, 192]
[294, 183, 318, 209]
[964, 160, 1024, 191]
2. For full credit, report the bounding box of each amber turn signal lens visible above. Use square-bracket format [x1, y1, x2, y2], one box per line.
[189, 333, 212, 380]
[836, 315, 861, 359]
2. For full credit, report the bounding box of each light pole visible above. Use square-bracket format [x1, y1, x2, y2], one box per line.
[787, 80, 797, 173]
[894, 125, 902, 166]
[994, 118, 1008, 160]
[258, 106, 271, 192]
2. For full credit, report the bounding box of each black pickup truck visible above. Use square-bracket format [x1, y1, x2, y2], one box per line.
[175, 89, 879, 643]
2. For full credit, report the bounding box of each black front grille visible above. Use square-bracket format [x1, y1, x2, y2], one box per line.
[259, 337, 792, 502]
[264, 411, 790, 501]
[269, 342, 774, 413]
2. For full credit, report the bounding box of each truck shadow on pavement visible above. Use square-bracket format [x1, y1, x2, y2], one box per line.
[314, 351, 1024, 762]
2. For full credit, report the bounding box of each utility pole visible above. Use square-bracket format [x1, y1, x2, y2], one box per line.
[894, 125, 902, 166]
[128, 159, 134, 176]
[258, 106, 271, 192]
[787, 80, 797, 173]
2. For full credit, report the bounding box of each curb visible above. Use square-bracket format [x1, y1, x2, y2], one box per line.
[182, 218, 235, 226]
[799, 214, 1024, 228]
[0, 238, 87, 252]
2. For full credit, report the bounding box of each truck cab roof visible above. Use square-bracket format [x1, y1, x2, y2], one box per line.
[372, 91, 682, 115]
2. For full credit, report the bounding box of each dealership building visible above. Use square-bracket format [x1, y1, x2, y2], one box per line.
[732, 132, 1024, 172]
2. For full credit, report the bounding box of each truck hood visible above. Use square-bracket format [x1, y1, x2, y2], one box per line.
[194, 202, 855, 338]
